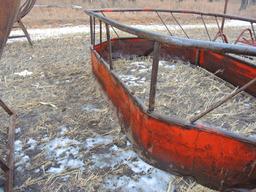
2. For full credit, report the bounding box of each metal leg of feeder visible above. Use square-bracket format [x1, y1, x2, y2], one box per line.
[148, 41, 160, 112]
[18, 20, 32, 46]
[0, 99, 16, 192]
[100, 20, 102, 44]
[90, 16, 93, 45]
[106, 24, 113, 70]
[251, 22, 256, 40]
[93, 17, 96, 45]
[6, 114, 16, 192]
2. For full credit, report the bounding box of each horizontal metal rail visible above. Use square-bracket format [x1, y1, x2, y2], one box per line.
[85, 9, 256, 56]
[87, 8, 256, 24]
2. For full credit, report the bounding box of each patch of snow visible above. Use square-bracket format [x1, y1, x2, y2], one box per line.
[71, 4, 82, 9]
[14, 70, 33, 77]
[16, 155, 30, 168]
[88, 136, 174, 191]
[44, 137, 84, 174]
[119, 74, 146, 86]
[59, 125, 68, 135]
[126, 159, 152, 174]
[84, 135, 113, 150]
[47, 166, 65, 174]
[103, 172, 172, 192]
[9, 25, 91, 43]
[0, 187, 3, 192]
[27, 138, 37, 150]
[159, 61, 176, 70]
[103, 158, 174, 192]
[249, 134, 256, 140]
[15, 127, 21, 134]
[81, 104, 104, 113]
[91, 149, 136, 169]
[15, 140, 23, 153]
[15, 140, 31, 171]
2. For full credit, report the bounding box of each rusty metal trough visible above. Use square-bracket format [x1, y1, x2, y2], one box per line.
[85, 8, 256, 191]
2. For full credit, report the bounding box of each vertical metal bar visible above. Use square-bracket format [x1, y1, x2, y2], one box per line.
[171, 12, 189, 39]
[101, 11, 119, 38]
[156, 11, 172, 36]
[106, 24, 113, 70]
[90, 16, 93, 45]
[195, 49, 201, 66]
[6, 114, 16, 192]
[220, 0, 229, 32]
[93, 17, 96, 45]
[148, 41, 160, 112]
[100, 20, 102, 44]
[251, 22, 256, 40]
[201, 15, 211, 41]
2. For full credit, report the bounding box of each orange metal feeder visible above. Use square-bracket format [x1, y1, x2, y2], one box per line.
[85, 8, 256, 191]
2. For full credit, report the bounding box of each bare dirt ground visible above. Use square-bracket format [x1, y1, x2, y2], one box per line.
[22, 0, 256, 28]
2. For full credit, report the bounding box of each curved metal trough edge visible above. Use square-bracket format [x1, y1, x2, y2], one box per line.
[90, 44, 256, 190]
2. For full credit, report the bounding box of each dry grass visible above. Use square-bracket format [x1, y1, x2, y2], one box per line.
[0, 34, 125, 191]
[0, 34, 200, 192]
[22, 0, 256, 28]
[113, 56, 256, 138]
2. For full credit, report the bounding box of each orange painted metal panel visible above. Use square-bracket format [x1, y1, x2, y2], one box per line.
[90, 38, 256, 190]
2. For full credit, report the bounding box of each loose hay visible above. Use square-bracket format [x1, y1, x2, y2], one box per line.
[114, 57, 256, 138]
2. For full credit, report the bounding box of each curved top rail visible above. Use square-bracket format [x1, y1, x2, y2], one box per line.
[89, 8, 256, 24]
[85, 9, 256, 56]
[18, 0, 36, 20]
